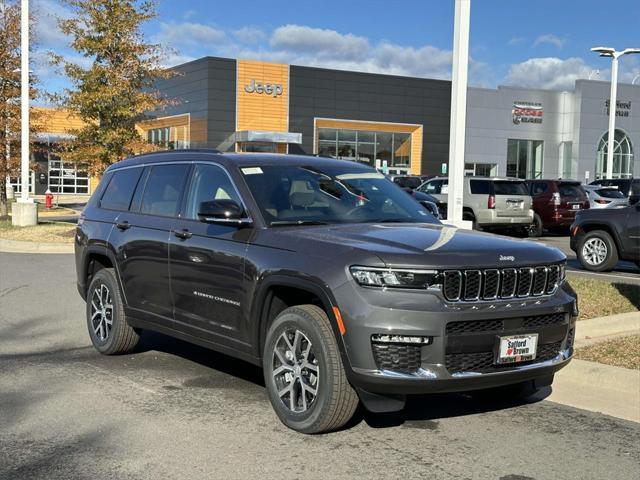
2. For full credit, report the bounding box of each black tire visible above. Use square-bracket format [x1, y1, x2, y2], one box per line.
[463, 210, 482, 231]
[528, 213, 544, 237]
[577, 230, 618, 272]
[86, 268, 140, 355]
[263, 305, 359, 434]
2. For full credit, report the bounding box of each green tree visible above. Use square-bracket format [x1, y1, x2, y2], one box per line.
[0, 0, 39, 217]
[53, 0, 173, 175]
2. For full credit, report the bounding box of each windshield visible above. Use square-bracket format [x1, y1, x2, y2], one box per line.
[241, 165, 437, 226]
[493, 181, 529, 196]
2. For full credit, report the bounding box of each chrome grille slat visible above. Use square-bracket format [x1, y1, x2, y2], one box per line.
[442, 264, 564, 303]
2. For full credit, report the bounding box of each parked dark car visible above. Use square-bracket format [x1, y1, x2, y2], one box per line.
[570, 202, 640, 271]
[75, 150, 577, 434]
[525, 180, 590, 237]
[389, 174, 424, 191]
[589, 178, 640, 206]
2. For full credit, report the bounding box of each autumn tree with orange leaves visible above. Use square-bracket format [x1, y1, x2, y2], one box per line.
[52, 0, 174, 175]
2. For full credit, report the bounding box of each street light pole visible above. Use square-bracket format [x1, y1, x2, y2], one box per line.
[12, 0, 37, 226]
[20, 0, 29, 201]
[591, 46, 640, 179]
[446, 0, 471, 226]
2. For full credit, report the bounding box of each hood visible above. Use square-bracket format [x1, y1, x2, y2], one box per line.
[261, 222, 565, 269]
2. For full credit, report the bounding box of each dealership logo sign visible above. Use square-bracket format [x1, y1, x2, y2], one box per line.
[604, 100, 631, 117]
[244, 79, 283, 97]
[512, 101, 543, 124]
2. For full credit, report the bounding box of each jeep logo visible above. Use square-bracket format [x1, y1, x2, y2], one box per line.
[499, 255, 515, 262]
[244, 79, 283, 97]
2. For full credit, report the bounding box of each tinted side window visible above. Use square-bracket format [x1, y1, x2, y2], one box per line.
[558, 183, 585, 198]
[530, 182, 548, 196]
[470, 180, 491, 194]
[100, 168, 142, 211]
[140, 164, 190, 217]
[493, 181, 529, 195]
[184, 164, 243, 220]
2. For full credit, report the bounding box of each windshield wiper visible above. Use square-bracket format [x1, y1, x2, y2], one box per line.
[270, 220, 329, 227]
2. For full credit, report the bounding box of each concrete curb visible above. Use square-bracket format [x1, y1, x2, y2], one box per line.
[0, 238, 74, 254]
[547, 359, 640, 423]
[575, 311, 640, 348]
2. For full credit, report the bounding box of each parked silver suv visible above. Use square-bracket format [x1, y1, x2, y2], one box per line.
[418, 176, 533, 231]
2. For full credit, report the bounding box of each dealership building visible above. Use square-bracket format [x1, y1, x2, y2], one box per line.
[16, 56, 639, 196]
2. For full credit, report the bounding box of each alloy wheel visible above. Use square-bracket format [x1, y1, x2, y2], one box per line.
[272, 328, 319, 413]
[582, 238, 608, 266]
[90, 284, 113, 343]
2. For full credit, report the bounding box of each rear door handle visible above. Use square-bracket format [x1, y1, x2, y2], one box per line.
[116, 220, 131, 231]
[174, 229, 192, 240]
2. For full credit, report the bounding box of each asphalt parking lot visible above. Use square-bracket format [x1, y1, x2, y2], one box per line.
[1, 252, 639, 480]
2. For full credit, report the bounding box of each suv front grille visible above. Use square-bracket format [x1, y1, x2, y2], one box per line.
[445, 341, 562, 374]
[442, 264, 562, 302]
[446, 312, 567, 336]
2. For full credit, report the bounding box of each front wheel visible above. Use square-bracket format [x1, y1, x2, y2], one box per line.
[263, 305, 359, 434]
[577, 230, 618, 272]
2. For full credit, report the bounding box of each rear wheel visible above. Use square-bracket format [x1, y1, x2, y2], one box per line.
[577, 230, 618, 272]
[528, 213, 544, 237]
[86, 268, 140, 355]
[463, 210, 481, 231]
[263, 305, 358, 434]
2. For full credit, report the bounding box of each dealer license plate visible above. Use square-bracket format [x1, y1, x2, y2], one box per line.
[496, 334, 538, 364]
[572, 204, 580, 210]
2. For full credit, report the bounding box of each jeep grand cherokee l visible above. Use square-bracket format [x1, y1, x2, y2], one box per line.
[75, 151, 578, 434]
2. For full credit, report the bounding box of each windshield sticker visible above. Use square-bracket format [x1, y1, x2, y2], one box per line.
[242, 167, 263, 175]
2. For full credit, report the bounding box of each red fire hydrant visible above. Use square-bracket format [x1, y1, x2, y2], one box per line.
[45, 189, 53, 209]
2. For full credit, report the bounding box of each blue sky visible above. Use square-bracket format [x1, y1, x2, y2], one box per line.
[35, 0, 640, 96]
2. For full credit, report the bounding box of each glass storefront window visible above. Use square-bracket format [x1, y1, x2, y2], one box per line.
[596, 129, 634, 179]
[316, 128, 411, 171]
[507, 139, 543, 179]
[147, 126, 189, 150]
[465, 162, 497, 177]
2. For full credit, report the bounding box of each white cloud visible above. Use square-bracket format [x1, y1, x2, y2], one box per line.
[233, 26, 266, 44]
[533, 34, 565, 49]
[507, 37, 525, 46]
[504, 57, 593, 90]
[270, 25, 369, 62]
[33, 0, 72, 48]
[156, 22, 225, 49]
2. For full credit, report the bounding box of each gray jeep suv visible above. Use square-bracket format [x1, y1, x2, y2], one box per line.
[75, 151, 577, 433]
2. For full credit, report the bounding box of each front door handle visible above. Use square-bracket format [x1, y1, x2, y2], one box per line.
[116, 220, 131, 231]
[174, 229, 192, 240]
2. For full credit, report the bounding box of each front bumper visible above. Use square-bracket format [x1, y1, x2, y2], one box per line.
[335, 281, 577, 396]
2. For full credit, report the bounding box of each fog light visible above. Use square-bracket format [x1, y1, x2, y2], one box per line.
[371, 334, 432, 345]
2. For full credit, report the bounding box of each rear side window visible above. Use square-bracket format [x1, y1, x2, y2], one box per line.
[558, 183, 585, 198]
[529, 182, 548, 196]
[140, 164, 190, 217]
[100, 168, 142, 211]
[470, 180, 491, 194]
[493, 181, 528, 196]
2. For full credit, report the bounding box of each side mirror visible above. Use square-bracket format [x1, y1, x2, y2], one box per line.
[198, 200, 251, 225]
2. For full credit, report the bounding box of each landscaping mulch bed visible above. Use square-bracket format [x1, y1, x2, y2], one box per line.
[0, 220, 76, 243]
[574, 335, 640, 370]
[568, 276, 639, 320]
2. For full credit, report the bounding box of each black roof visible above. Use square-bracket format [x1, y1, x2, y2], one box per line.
[105, 150, 374, 173]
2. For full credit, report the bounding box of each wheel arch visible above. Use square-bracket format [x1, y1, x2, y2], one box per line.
[251, 274, 346, 361]
[578, 222, 623, 253]
[81, 247, 127, 305]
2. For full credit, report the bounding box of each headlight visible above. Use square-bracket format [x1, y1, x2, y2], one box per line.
[350, 266, 440, 289]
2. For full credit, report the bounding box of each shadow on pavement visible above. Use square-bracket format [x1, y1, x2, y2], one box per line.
[136, 329, 265, 387]
[357, 386, 550, 430]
